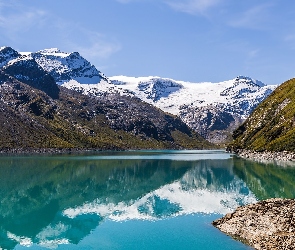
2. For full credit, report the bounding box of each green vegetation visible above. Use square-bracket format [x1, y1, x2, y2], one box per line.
[229, 78, 295, 152]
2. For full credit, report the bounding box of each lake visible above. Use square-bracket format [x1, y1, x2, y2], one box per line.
[1, 150, 295, 249]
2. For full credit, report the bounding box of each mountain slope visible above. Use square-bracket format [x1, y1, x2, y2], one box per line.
[49, 71, 276, 144]
[21, 48, 108, 84]
[3, 54, 60, 99]
[108, 76, 276, 143]
[229, 78, 295, 152]
[0, 56, 213, 150]
[0, 47, 277, 144]
[0, 46, 20, 67]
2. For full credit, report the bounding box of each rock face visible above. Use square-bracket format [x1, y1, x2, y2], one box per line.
[0, 46, 20, 67]
[213, 198, 295, 250]
[179, 103, 244, 144]
[3, 55, 60, 99]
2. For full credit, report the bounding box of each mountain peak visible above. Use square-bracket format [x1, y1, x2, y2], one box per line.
[0, 46, 20, 67]
[235, 75, 265, 87]
[38, 48, 63, 54]
[30, 48, 108, 84]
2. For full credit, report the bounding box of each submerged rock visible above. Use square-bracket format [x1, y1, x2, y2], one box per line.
[213, 198, 295, 250]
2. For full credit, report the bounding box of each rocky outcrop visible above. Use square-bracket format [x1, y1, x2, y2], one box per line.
[213, 198, 295, 250]
[0, 46, 20, 67]
[179, 103, 244, 144]
[3, 56, 60, 99]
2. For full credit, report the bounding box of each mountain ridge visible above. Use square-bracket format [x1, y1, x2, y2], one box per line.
[107, 75, 276, 143]
[0, 46, 277, 145]
[0, 47, 213, 151]
[228, 77, 295, 152]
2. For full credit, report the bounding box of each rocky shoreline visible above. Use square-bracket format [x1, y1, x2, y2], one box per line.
[213, 198, 295, 250]
[230, 149, 295, 164]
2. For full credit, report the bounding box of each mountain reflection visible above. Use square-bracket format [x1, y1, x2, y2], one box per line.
[0, 151, 262, 249]
[233, 156, 295, 200]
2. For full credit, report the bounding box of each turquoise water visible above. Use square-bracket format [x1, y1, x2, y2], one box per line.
[1, 150, 295, 249]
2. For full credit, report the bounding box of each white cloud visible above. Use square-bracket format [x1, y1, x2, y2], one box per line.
[0, 10, 47, 31]
[116, 0, 133, 3]
[69, 32, 122, 60]
[228, 4, 274, 30]
[248, 49, 259, 59]
[115, 0, 221, 15]
[47, 17, 122, 60]
[0, 1, 48, 43]
[165, 0, 221, 15]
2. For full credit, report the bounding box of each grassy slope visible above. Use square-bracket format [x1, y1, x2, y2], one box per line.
[230, 78, 295, 152]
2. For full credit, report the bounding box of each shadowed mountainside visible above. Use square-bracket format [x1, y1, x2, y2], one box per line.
[0, 69, 213, 150]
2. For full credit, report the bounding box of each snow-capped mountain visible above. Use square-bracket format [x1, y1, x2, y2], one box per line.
[0, 46, 277, 144]
[108, 75, 275, 116]
[20, 48, 109, 85]
[107, 76, 277, 143]
[60, 73, 276, 143]
[1, 47, 59, 98]
[0, 47, 20, 67]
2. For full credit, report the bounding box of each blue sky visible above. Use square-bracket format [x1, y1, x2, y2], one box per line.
[0, 0, 294, 84]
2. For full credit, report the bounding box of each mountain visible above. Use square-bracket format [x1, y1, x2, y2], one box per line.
[2, 53, 60, 99]
[21, 48, 109, 85]
[15, 49, 277, 144]
[103, 76, 276, 144]
[0, 46, 20, 67]
[229, 78, 295, 152]
[0, 47, 277, 145]
[0, 47, 212, 151]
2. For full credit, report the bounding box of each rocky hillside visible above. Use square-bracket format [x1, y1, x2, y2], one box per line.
[67, 74, 276, 144]
[213, 198, 295, 250]
[229, 78, 295, 152]
[0, 47, 213, 151]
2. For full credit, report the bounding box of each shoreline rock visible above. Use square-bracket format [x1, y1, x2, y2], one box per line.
[234, 149, 295, 162]
[213, 198, 295, 250]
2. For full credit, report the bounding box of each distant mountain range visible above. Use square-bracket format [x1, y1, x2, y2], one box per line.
[0, 46, 212, 151]
[0, 46, 278, 146]
[108, 76, 277, 143]
[13, 47, 276, 144]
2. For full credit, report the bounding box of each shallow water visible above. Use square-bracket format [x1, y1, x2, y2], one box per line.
[1, 150, 295, 249]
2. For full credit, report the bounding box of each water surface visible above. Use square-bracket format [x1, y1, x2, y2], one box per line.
[1, 150, 294, 249]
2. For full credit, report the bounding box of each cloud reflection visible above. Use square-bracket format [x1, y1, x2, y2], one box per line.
[63, 168, 257, 221]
